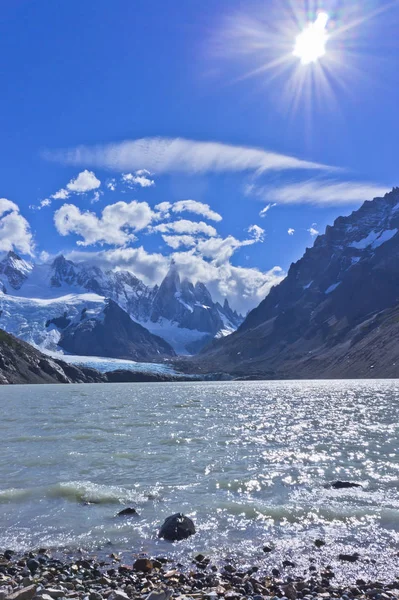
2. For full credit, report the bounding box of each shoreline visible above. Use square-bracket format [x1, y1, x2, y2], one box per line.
[1, 548, 399, 600]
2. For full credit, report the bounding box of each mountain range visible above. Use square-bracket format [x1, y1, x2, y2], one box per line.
[190, 187, 399, 379]
[2, 188, 399, 380]
[0, 252, 242, 360]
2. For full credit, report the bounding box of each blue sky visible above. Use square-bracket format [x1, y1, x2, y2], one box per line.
[1, 0, 398, 311]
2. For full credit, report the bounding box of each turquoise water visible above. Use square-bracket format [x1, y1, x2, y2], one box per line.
[1, 380, 399, 582]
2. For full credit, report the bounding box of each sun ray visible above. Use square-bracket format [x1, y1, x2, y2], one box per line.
[212, 0, 399, 123]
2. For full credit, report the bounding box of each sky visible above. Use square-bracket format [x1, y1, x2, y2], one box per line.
[1, 0, 399, 313]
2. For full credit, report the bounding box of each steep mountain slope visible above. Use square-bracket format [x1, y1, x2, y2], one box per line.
[0, 328, 198, 384]
[193, 188, 399, 378]
[0, 254, 242, 354]
[0, 329, 105, 384]
[59, 299, 175, 360]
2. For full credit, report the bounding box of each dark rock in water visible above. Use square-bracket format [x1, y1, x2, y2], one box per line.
[263, 545, 273, 553]
[339, 553, 360, 562]
[26, 559, 40, 574]
[224, 564, 236, 573]
[3, 549, 14, 560]
[133, 558, 153, 572]
[158, 513, 196, 542]
[117, 507, 138, 517]
[314, 539, 326, 548]
[194, 554, 205, 563]
[271, 568, 280, 577]
[329, 481, 362, 489]
[283, 560, 296, 568]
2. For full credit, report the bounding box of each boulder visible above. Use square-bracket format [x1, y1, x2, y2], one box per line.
[117, 508, 138, 517]
[5, 586, 37, 600]
[158, 513, 195, 542]
[133, 558, 153, 573]
[329, 481, 362, 489]
[339, 552, 360, 562]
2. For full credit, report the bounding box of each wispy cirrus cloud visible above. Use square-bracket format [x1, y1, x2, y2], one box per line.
[45, 137, 334, 175]
[248, 179, 390, 206]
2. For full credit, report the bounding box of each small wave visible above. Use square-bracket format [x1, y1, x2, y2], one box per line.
[46, 481, 155, 505]
[0, 488, 33, 503]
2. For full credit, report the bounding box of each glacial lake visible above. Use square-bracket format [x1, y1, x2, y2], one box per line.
[1, 380, 399, 582]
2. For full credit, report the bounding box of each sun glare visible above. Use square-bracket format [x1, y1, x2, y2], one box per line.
[293, 12, 329, 65]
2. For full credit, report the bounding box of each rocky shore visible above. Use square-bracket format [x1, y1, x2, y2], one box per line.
[1, 549, 399, 600]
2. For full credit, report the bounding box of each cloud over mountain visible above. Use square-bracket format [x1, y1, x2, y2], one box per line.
[0, 199, 34, 256]
[54, 200, 154, 246]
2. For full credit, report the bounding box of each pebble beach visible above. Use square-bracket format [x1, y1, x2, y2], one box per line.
[1, 547, 399, 600]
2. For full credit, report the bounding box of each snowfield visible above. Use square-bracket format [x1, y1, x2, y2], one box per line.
[0, 292, 106, 351]
[44, 352, 179, 375]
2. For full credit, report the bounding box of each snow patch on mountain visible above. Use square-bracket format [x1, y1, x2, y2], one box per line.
[143, 319, 210, 355]
[325, 282, 341, 294]
[44, 352, 179, 375]
[0, 251, 244, 356]
[350, 229, 398, 250]
[0, 292, 106, 351]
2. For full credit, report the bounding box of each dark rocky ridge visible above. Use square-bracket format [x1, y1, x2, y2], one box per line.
[0, 328, 197, 384]
[58, 299, 176, 361]
[189, 188, 399, 379]
[0, 329, 104, 384]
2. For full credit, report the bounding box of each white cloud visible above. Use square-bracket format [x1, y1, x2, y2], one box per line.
[67, 246, 169, 287]
[152, 219, 218, 237]
[195, 235, 254, 265]
[308, 226, 319, 237]
[65, 245, 285, 313]
[288, 228, 295, 235]
[122, 171, 155, 188]
[52, 188, 69, 200]
[0, 198, 34, 256]
[249, 180, 390, 206]
[40, 170, 102, 209]
[153, 201, 171, 220]
[66, 170, 101, 193]
[91, 191, 101, 204]
[47, 137, 333, 175]
[171, 199, 222, 222]
[54, 200, 154, 247]
[155, 201, 172, 212]
[39, 250, 50, 263]
[248, 224, 265, 242]
[259, 203, 276, 217]
[106, 179, 116, 191]
[162, 235, 197, 249]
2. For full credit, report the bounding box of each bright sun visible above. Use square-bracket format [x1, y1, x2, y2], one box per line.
[293, 12, 329, 65]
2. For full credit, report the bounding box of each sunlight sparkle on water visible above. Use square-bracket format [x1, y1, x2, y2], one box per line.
[293, 12, 329, 65]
